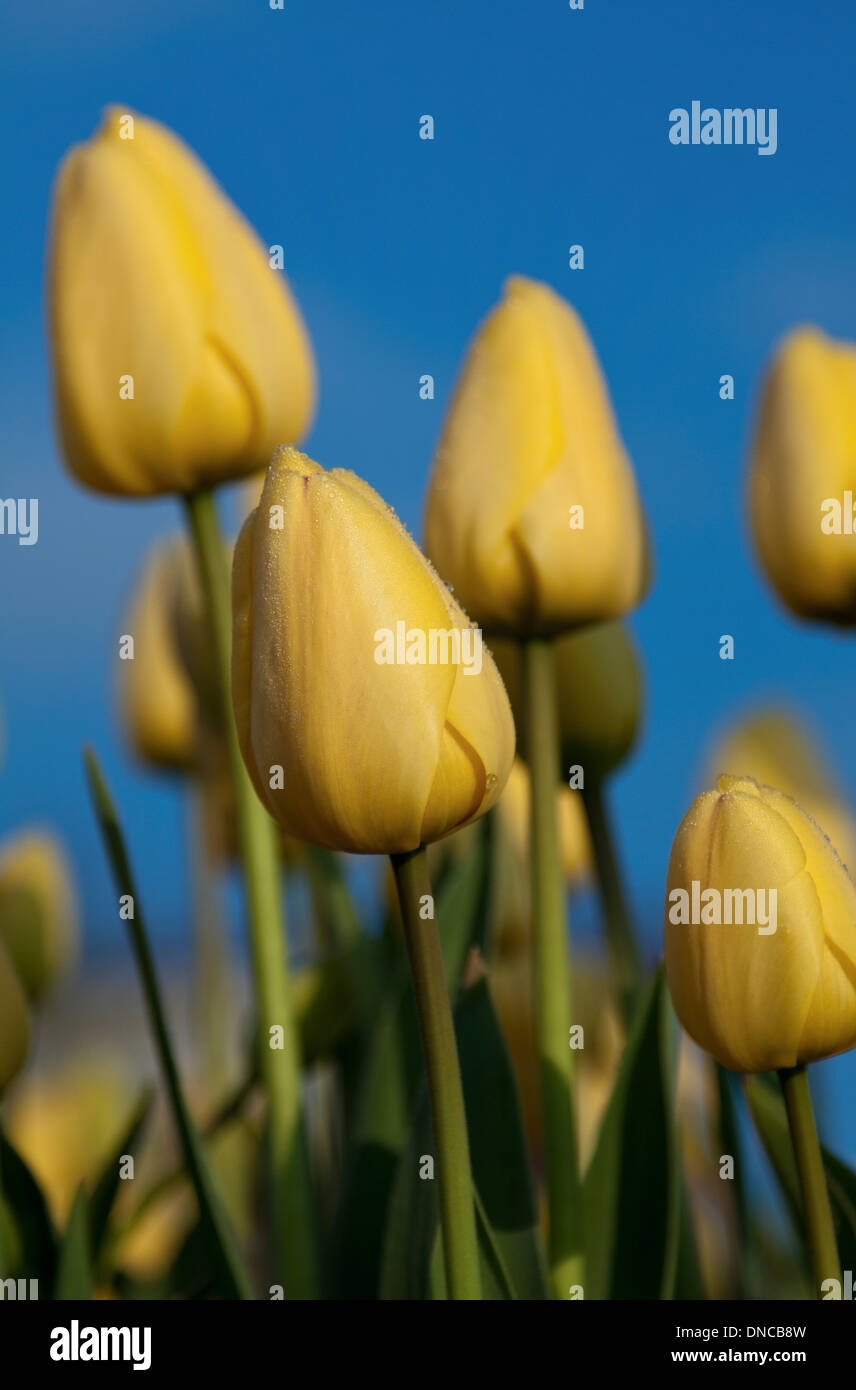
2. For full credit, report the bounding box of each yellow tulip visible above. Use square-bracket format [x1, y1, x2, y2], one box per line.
[490, 954, 622, 1164]
[490, 757, 590, 955]
[236, 470, 267, 528]
[496, 757, 589, 888]
[115, 1186, 193, 1282]
[492, 620, 642, 780]
[413, 756, 590, 955]
[118, 539, 202, 771]
[120, 537, 308, 871]
[48, 107, 316, 497]
[424, 276, 649, 637]
[0, 941, 30, 1095]
[116, 1110, 259, 1281]
[708, 708, 856, 873]
[0, 830, 77, 1003]
[232, 446, 515, 853]
[665, 775, 856, 1072]
[5, 1065, 132, 1224]
[750, 327, 856, 625]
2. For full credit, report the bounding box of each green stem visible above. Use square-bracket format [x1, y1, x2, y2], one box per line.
[183, 488, 317, 1299]
[581, 778, 642, 1025]
[84, 750, 253, 1300]
[522, 638, 584, 1299]
[391, 846, 481, 1300]
[778, 1064, 840, 1297]
[188, 781, 235, 1094]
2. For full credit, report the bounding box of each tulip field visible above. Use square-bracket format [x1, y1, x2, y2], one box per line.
[1, 2, 855, 1358]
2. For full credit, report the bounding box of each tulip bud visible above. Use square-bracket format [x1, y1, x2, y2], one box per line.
[424, 276, 649, 637]
[491, 758, 590, 955]
[6, 1064, 133, 1224]
[665, 776, 856, 1073]
[48, 107, 316, 497]
[232, 447, 515, 853]
[749, 327, 856, 626]
[491, 620, 642, 781]
[490, 954, 621, 1163]
[120, 538, 306, 867]
[424, 757, 591, 959]
[397, 754, 588, 945]
[0, 831, 77, 1003]
[708, 708, 856, 874]
[0, 940, 30, 1094]
[119, 540, 202, 771]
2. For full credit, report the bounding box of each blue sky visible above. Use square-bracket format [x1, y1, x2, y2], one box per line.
[2, 1, 856, 1153]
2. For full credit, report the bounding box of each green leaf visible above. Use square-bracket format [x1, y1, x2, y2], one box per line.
[303, 848, 385, 1068]
[89, 1088, 153, 1268]
[55, 1186, 93, 1300]
[422, 1188, 523, 1301]
[84, 747, 254, 1300]
[335, 831, 490, 1298]
[0, 1132, 57, 1286]
[379, 976, 548, 1300]
[744, 1074, 802, 1226]
[167, 1219, 222, 1300]
[294, 953, 363, 1065]
[473, 1188, 518, 1300]
[111, 1070, 257, 1257]
[454, 978, 549, 1298]
[332, 961, 416, 1298]
[436, 819, 492, 987]
[672, 1179, 705, 1300]
[378, 1106, 439, 1299]
[715, 1063, 765, 1298]
[583, 966, 680, 1299]
[746, 1073, 856, 1274]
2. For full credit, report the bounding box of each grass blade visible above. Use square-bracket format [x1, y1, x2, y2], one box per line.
[84, 747, 254, 1300]
[55, 1186, 93, 1300]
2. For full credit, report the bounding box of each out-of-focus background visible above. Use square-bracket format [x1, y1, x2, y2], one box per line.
[1, 0, 855, 1156]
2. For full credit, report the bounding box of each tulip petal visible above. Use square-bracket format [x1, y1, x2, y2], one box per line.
[424, 276, 647, 635]
[120, 541, 200, 769]
[424, 625, 515, 843]
[49, 109, 315, 496]
[234, 451, 515, 853]
[666, 783, 823, 1072]
[237, 459, 456, 853]
[425, 277, 564, 629]
[759, 783, 856, 1063]
[0, 939, 30, 1094]
[127, 112, 316, 465]
[514, 283, 646, 628]
[51, 133, 211, 493]
[758, 783, 856, 968]
[751, 328, 856, 624]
